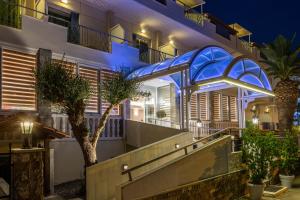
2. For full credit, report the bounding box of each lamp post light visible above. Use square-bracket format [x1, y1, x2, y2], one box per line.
[196, 119, 202, 128]
[252, 116, 259, 127]
[20, 121, 34, 149]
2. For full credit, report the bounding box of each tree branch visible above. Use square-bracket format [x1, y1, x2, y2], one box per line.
[91, 104, 113, 147]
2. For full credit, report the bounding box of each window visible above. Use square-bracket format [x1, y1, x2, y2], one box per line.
[1, 49, 36, 111]
[48, 6, 71, 27]
[79, 66, 99, 113]
[100, 69, 120, 115]
[133, 33, 151, 63]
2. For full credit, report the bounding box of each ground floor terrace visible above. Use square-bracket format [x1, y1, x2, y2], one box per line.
[127, 46, 277, 138]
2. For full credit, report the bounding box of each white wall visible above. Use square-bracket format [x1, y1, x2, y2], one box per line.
[0, 15, 144, 69]
[50, 139, 125, 185]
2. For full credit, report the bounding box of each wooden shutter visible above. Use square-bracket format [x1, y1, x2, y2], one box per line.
[190, 93, 198, 119]
[100, 69, 120, 115]
[199, 93, 208, 120]
[212, 92, 221, 121]
[79, 66, 99, 113]
[52, 59, 76, 73]
[1, 49, 36, 110]
[230, 96, 238, 122]
[222, 95, 229, 121]
[157, 85, 171, 118]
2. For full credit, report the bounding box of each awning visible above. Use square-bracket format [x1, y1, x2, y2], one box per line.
[229, 23, 252, 38]
[127, 46, 274, 96]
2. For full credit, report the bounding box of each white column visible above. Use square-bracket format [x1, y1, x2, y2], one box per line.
[180, 71, 185, 130]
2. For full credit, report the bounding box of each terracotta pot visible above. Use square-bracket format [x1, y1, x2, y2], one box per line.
[279, 174, 295, 189]
[248, 183, 264, 200]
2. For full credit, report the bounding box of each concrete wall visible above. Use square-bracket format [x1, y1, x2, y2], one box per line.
[50, 139, 125, 185]
[86, 132, 193, 200]
[126, 120, 182, 148]
[140, 170, 247, 200]
[120, 136, 232, 200]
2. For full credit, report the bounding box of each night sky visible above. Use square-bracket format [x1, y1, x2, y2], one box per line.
[204, 0, 300, 46]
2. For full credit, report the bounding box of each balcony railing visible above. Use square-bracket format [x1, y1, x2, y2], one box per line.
[175, 0, 209, 27]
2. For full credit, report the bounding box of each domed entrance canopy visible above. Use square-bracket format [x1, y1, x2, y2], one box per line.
[127, 46, 274, 96]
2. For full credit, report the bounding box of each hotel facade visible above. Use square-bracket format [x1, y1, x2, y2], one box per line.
[0, 0, 279, 198]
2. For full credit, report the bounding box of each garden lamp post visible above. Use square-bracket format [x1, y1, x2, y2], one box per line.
[196, 119, 202, 128]
[252, 116, 259, 127]
[20, 121, 33, 149]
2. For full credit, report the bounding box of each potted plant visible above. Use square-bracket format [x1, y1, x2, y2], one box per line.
[278, 131, 299, 188]
[242, 127, 278, 200]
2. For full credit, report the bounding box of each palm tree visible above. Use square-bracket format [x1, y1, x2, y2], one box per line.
[260, 34, 300, 131]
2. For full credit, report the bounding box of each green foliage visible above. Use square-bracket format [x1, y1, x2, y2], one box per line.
[242, 127, 279, 184]
[0, 0, 21, 29]
[35, 59, 92, 112]
[260, 34, 300, 81]
[278, 131, 299, 175]
[101, 72, 149, 106]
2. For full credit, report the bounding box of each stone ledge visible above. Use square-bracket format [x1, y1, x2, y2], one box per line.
[11, 147, 45, 154]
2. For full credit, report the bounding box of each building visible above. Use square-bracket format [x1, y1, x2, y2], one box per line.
[0, 0, 278, 195]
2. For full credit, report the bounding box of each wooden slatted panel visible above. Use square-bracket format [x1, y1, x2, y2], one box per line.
[212, 92, 221, 121]
[157, 85, 171, 119]
[79, 66, 99, 113]
[52, 59, 76, 73]
[222, 95, 229, 121]
[100, 69, 120, 115]
[1, 49, 36, 110]
[199, 93, 208, 120]
[230, 96, 238, 122]
[190, 93, 198, 119]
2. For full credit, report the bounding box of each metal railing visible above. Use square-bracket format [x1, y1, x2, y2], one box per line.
[121, 127, 241, 181]
[175, 0, 209, 27]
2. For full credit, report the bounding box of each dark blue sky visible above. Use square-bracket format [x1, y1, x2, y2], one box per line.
[204, 0, 300, 45]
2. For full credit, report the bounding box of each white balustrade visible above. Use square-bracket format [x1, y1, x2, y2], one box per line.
[51, 113, 124, 140]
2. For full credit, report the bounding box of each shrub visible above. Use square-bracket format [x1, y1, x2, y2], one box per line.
[242, 127, 279, 184]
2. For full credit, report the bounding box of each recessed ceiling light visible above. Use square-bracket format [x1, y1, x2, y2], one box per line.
[141, 29, 146, 34]
[61, 0, 68, 4]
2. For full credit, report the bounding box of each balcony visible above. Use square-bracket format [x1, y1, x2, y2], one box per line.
[0, 3, 174, 65]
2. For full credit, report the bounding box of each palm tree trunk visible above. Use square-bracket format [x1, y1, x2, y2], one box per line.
[274, 80, 298, 132]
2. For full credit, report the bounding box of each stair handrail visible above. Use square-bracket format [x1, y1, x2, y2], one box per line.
[121, 127, 242, 181]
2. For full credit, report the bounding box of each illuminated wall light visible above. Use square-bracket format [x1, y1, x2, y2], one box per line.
[252, 116, 259, 125]
[61, 0, 68, 4]
[122, 164, 129, 171]
[133, 108, 139, 116]
[175, 144, 180, 149]
[264, 106, 270, 113]
[169, 40, 174, 45]
[141, 29, 146, 34]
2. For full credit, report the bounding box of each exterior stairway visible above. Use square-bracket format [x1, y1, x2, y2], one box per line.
[86, 127, 241, 200]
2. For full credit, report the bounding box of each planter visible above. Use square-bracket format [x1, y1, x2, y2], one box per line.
[279, 174, 295, 189]
[248, 183, 264, 200]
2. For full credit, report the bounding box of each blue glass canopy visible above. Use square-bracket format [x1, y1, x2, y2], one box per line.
[127, 46, 273, 94]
